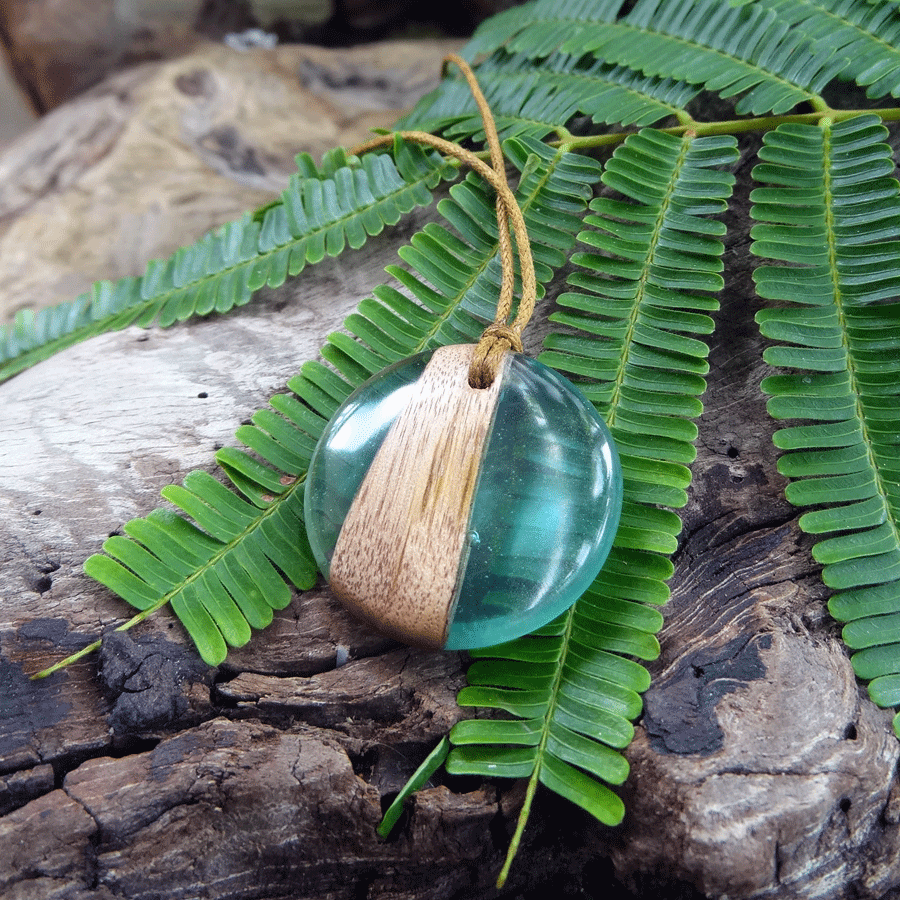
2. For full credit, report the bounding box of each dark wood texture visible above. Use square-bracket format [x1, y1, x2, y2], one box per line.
[2, 43, 900, 900]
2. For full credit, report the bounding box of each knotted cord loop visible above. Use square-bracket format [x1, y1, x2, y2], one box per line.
[469, 323, 523, 390]
[352, 54, 535, 388]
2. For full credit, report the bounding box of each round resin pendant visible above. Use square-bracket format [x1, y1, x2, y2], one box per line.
[304, 344, 622, 650]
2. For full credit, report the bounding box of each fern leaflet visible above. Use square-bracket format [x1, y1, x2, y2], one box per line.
[752, 114, 900, 734]
[445, 131, 737, 880]
[461, 0, 627, 61]
[757, 0, 900, 99]
[0, 140, 455, 384]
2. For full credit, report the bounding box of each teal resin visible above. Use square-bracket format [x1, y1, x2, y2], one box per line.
[304, 349, 622, 650]
[304, 352, 431, 574]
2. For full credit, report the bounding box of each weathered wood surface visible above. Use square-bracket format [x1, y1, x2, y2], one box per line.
[2, 45, 900, 900]
[0, 0, 326, 112]
[0, 0, 510, 114]
[0, 37, 461, 322]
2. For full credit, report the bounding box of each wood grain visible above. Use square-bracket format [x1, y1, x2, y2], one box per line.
[329, 344, 506, 649]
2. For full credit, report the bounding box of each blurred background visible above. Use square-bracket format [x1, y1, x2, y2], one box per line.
[0, 0, 528, 323]
[0, 0, 518, 149]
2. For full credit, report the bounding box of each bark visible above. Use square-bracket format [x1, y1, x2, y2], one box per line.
[2, 41, 900, 900]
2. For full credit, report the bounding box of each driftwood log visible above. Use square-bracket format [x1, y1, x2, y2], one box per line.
[2, 40, 900, 900]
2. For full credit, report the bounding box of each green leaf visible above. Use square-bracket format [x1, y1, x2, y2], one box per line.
[436, 128, 736, 881]
[459, 0, 844, 115]
[404, 51, 698, 141]
[0, 141, 456, 383]
[539, 754, 625, 825]
[377, 737, 450, 838]
[753, 115, 900, 712]
[756, 0, 900, 99]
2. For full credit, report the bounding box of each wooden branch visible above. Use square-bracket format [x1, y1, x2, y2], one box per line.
[3, 41, 900, 900]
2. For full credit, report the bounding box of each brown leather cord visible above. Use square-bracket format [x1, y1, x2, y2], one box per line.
[351, 54, 536, 388]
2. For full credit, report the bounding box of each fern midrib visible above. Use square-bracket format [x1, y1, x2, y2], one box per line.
[551, 70, 695, 135]
[603, 79, 694, 128]
[1, 324, 106, 385]
[497, 597, 579, 887]
[146, 178, 404, 306]
[496, 104, 573, 143]
[600, 17, 826, 111]
[603, 131, 695, 428]
[447, 69, 573, 139]
[820, 118, 900, 551]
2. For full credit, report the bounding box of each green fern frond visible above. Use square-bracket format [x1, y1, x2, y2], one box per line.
[84, 485, 315, 666]
[0, 139, 455, 384]
[82, 364, 347, 665]
[751, 114, 900, 733]
[82, 355, 332, 667]
[444, 130, 737, 881]
[466, 0, 845, 116]
[462, 0, 627, 61]
[757, 0, 900, 99]
[402, 52, 698, 142]
[69, 136, 600, 670]
[600, 0, 848, 115]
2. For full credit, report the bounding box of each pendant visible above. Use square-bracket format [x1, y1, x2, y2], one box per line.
[304, 344, 622, 650]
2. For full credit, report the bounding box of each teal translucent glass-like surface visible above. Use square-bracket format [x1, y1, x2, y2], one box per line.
[304, 348, 622, 650]
[304, 351, 431, 577]
[445, 354, 621, 649]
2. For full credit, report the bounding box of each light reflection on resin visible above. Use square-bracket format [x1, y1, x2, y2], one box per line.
[305, 349, 622, 650]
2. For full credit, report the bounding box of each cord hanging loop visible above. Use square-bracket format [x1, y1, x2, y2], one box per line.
[352, 54, 536, 388]
[468, 323, 523, 389]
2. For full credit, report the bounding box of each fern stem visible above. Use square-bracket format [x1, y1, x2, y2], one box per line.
[555, 106, 900, 152]
[497, 601, 579, 888]
[30, 587, 189, 679]
[32, 584, 187, 678]
[497, 760, 542, 888]
[31, 582, 186, 677]
[30, 638, 103, 678]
